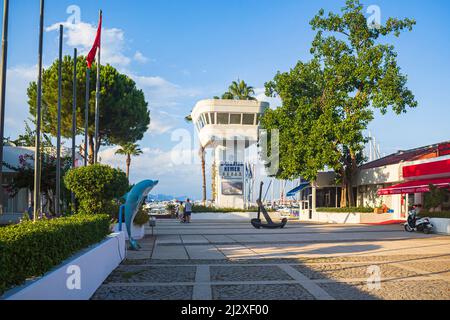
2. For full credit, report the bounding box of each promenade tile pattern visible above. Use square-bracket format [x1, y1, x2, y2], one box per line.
[318, 280, 450, 300]
[104, 265, 196, 284]
[210, 266, 293, 282]
[292, 263, 420, 280]
[92, 285, 193, 300]
[93, 220, 450, 300]
[212, 284, 315, 300]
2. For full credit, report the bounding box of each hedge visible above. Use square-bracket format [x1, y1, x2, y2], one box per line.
[0, 214, 111, 296]
[316, 207, 374, 213]
[421, 211, 450, 219]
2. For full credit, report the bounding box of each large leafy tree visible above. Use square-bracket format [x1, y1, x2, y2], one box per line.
[27, 55, 150, 164]
[115, 143, 143, 179]
[262, 0, 417, 206]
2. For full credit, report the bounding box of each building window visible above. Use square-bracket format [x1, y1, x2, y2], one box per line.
[217, 113, 229, 125]
[230, 114, 242, 125]
[203, 113, 210, 125]
[210, 113, 216, 124]
[242, 114, 255, 125]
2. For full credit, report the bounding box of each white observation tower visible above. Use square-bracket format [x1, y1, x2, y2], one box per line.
[191, 99, 269, 209]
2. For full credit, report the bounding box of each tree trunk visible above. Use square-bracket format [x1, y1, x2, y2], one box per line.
[340, 168, 348, 208]
[126, 154, 131, 179]
[348, 151, 358, 207]
[340, 183, 347, 208]
[211, 159, 216, 202]
[88, 135, 95, 165]
[200, 147, 207, 205]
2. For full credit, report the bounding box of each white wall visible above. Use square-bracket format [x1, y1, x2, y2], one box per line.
[3, 232, 125, 300]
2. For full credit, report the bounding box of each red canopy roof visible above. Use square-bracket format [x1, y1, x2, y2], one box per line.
[378, 177, 450, 196]
[403, 159, 450, 179]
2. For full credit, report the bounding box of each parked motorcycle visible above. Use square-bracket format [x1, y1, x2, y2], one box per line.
[404, 209, 433, 234]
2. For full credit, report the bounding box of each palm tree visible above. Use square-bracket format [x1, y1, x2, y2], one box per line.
[223, 79, 257, 101]
[115, 143, 143, 179]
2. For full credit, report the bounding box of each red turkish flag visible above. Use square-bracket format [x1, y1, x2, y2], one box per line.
[86, 14, 102, 69]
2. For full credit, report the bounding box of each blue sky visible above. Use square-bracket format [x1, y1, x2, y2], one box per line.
[1, 0, 450, 199]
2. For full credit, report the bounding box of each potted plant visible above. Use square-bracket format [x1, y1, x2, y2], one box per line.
[166, 203, 177, 218]
[114, 206, 149, 240]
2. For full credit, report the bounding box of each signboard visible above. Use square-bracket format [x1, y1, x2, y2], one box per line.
[220, 162, 244, 196]
[219, 162, 244, 180]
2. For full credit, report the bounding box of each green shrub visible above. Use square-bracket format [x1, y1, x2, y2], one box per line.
[64, 164, 128, 215]
[424, 185, 449, 210]
[421, 211, 450, 219]
[0, 214, 111, 296]
[134, 208, 150, 226]
[165, 204, 176, 216]
[316, 207, 374, 213]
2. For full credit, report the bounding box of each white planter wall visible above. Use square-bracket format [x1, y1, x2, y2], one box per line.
[2, 232, 125, 301]
[114, 223, 145, 240]
[300, 211, 395, 225]
[430, 218, 450, 235]
[316, 212, 361, 224]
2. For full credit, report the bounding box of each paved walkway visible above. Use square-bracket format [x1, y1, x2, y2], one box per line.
[93, 220, 450, 300]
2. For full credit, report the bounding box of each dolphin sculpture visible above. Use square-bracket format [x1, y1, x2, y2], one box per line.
[120, 180, 159, 250]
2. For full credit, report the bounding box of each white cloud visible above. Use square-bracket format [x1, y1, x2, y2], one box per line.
[149, 117, 174, 135]
[254, 87, 282, 109]
[4, 66, 38, 134]
[131, 74, 201, 108]
[133, 51, 149, 64]
[46, 21, 132, 67]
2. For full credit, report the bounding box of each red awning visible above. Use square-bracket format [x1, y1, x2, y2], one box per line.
[378, 177, 450, 196]
[403, 159, 450, 179]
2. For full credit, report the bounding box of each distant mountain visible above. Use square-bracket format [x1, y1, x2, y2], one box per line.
[147, 194, 189, 202]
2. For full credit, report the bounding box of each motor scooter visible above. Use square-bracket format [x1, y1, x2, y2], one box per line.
[404, 209, 433, 234]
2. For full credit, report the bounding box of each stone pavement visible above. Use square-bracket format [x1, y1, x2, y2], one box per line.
[92, 220, 450, 300]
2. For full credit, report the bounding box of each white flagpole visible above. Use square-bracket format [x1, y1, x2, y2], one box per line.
[94, 10, 102, 164]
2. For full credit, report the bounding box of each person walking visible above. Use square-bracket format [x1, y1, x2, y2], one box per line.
[184, 198, 193, 223]
[178, 202, 185, 223]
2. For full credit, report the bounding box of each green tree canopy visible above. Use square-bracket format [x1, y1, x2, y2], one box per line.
[27, 55, 150, 163]
[261, 0, 417, 206]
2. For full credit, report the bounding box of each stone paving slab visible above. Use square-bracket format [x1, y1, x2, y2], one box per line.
[181, 235, 209, 244]
[92, 285, 193, 300]
[210, 266, 293, 282]
[104, 265, 196, 283]
[318, 280, 450, 300]
[185, 245, 226, 260]
[203, 235, 237, 244]
[212, 284, 315, 300]
[155, 235, 182, 244]
[152, 245, 188, 260]
[215, 245, 262, 260]
[292, 263, 420, 280]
